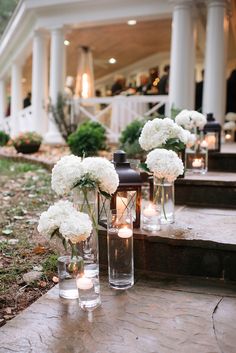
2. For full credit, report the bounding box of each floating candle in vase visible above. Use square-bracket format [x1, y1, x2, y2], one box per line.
[117, 226, 133, 238]
[192, 158, 202, 168]
[143, 203, 158, 217]
[225, 133, 232, 141]
[76, 276, 93, 290]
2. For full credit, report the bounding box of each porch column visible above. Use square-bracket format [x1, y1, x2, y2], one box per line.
[169, 0, 195, 112]
[45, 27, 65, 143]
[0, 80, 6, 126]
[203, 0, 229, 124]
[32, 29, 48, 134]
[11, 63, 22, 136]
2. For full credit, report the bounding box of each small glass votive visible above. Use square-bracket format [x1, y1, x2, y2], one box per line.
[76, 274, 101, 311]
[142, 202, 161, 231]
[107, 210, 134, 290]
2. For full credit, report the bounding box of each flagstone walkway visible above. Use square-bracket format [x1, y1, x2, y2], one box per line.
[1, 276, 236, 353]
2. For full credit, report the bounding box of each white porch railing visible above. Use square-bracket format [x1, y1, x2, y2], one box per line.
[74, 95, 169, 142]
[3, 105, 33, 136]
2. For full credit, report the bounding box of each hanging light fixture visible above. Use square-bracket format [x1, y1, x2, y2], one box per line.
[75, 46, 95, 98]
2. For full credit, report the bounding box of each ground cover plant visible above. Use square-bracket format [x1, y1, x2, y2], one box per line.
[0, 159, 62, 326]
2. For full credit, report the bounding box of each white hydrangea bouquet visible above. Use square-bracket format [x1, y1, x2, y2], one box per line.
[175, 109, 207, 131]
[145, 149, 184, 222]
[51, 154, 119, 229]
[38, 200, 92, 258]
[139, 117, 195, 153]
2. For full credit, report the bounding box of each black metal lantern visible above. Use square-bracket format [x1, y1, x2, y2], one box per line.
[203, 113, 221, 152]
[98, 150, 142, 228]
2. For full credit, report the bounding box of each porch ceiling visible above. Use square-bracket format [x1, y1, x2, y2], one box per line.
[66, 19, 171, 79]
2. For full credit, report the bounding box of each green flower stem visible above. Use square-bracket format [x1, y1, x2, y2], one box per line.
[82, 188, 98, 235]
[154, 178, 167, 221]
[70, 242, 78, 258]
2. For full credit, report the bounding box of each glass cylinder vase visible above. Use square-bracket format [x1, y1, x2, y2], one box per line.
[107, 210, 134, 290]
[72, 187, 101, 309]
[72, 187, 99, 276]
[185, 131, 208, 174]
[58, 255, 83, 299]
[153, 177, 175, 224]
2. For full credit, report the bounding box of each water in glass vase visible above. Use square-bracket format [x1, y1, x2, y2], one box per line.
[58, 255, 83, 299]
[154, 179, 174, 224]
[107, 228, 134, 289]
[77, 274, 101, 311]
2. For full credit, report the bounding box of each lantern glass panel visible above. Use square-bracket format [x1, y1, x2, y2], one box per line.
[204, 132, 218, 151]
[116, 190, 137, 223]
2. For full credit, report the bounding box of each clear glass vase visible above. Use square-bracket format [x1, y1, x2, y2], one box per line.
[185, 130, 208, 174]
[58, 255, 83, 299]
[153, 177, 175, 224]
[72, 187, 101, 309]
[107, 210, 134, 290]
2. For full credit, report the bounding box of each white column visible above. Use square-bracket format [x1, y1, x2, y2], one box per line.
[203, 0, 229, 124]
[169, 0, 196, 112]
[11, 63, 22, 136]
[45, 27, 65, 143]
[0, 80, 6, 126]
[32, 30, 48, 134]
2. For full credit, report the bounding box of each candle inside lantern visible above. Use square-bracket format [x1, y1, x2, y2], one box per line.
[205, 134, 216, 149]
[200, 140, 208, 148]
[192, 158, 202, 168]
[116, 196, 127, 214]
[76, 276, 93, 290]
[225, 133, 232, 141]
[118, 226, 133, 238]
[143, 203, 158, 217]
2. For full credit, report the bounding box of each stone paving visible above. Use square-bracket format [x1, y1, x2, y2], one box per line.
[1, 276, 236, 353]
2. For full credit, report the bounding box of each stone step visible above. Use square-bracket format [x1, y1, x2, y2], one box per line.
[209, 152, 236, 172]
[175, 172, 236, 208]
[99, 207, 236, 281]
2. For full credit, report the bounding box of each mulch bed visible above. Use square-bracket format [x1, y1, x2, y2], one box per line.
[0, 157, 67, 327]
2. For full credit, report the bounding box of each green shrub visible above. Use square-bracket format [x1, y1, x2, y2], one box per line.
[119, 119, 145, 159]
[68, 121, 107, 157]
[0, 130, 10, 146]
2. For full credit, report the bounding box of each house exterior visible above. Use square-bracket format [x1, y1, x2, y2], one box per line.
[0, 0, 234, 142]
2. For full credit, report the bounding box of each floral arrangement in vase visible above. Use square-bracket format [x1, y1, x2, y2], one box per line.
[38, 200, 92, 257]
[51, 155, 119, 228]
[38, 200, 93, 300]
[175, 110, 208, 174]
[144, 149, 184, 224]
[139, 117, 195, 153]
[12, 131, 43, 154]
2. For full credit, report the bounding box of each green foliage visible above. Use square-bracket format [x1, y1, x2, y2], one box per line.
[12, 131, 42, 147]
[170, 105, 182, 119]
[49, 94, 76, 141]
[68, 121, 107, 157]
[119, 119, 145, 159]
[0, 0, 19, 37]
[0, 158, 40, 175]
[0, 130, 10, 146]
[42, 254, 58, 274]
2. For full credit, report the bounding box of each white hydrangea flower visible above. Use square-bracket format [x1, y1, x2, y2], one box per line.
[175, 109, 207, 130]
[225, 113, 236, 122]
[139, 117, 190, 151]
[51, 155, 83, 196]
[82, 157, 119, 195]
[37, 200, 92, 243]
[223, 121, 236, 130]
[146, 149, 184, 182]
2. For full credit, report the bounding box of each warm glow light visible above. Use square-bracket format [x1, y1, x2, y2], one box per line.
[108, 57, 117, 64]
[127, 19, 137, 26]
[118, 226, 133, 239]
[205, 135, 216, 149]
[116, 196, 127, 214]
[192, 158, 202, 168]
[64, 40, 70, 46]
[225, 133, 232, 141]
[143, 203, 158, 218]
[81, 73, 89, 98]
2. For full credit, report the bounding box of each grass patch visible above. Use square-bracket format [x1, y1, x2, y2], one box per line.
[0, 158, 40, 176]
